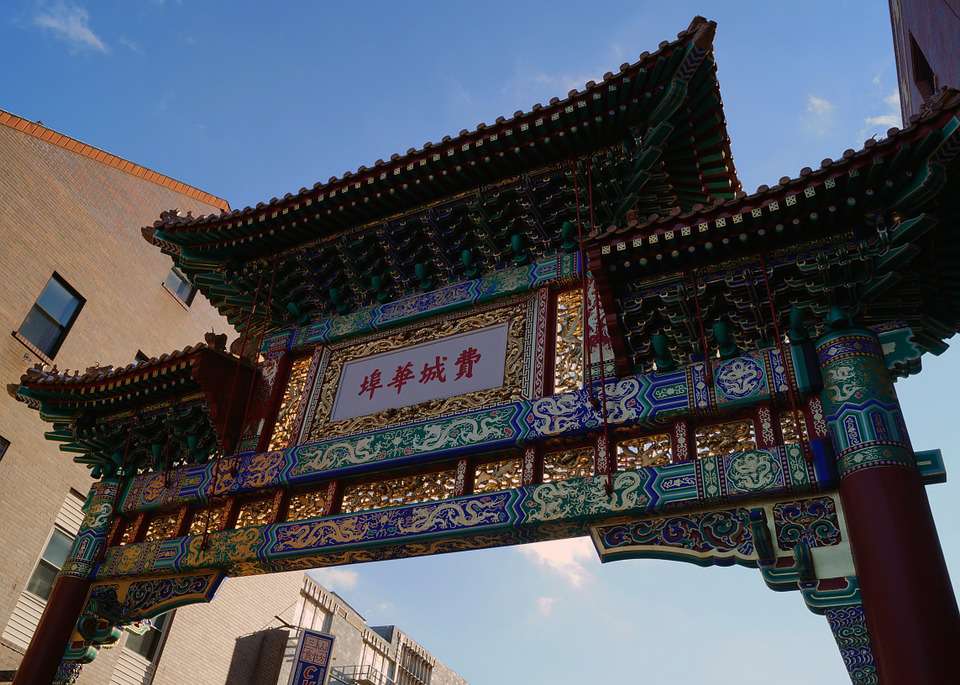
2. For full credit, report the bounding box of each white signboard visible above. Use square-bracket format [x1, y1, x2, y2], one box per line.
[331, 323, 509, 421]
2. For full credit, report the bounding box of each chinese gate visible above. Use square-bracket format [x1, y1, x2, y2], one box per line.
[10, 17, 960, 685]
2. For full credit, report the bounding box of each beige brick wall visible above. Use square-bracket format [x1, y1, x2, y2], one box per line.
[0, 119, 230, 678]
[0, 116, 470, 685]
[150, 572, 305, 685]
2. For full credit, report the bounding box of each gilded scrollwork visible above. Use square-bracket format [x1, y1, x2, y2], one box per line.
[554, 289, 584, 393]
[474, 458, 522, 493]
[235, 494, 279, 528]
[617, 433, 672, 469]
[268, 354, 314, 451]
[340, 469, 457, 513]
[188, 502, 229, 536]
[286, 489, 328, 521]
[308, 299, 528, 440]
[542, 446, 594, 482]
[142, 512, 180, 542]
[695, 420, 757, 458]
[779, 410, 809, 446]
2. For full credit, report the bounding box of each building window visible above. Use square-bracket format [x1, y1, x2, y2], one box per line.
[124, 612, 171, 662]
[17, 273, 85, 359]
[0, 435, 8, 464]
[24, 528, 74, 600]
[398, 645, 433, 685]
[163, 267, 196, 306]
[909, 32, 936, 99]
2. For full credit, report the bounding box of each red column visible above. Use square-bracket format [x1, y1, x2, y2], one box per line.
[817, 326, 959, 683]
[13, 576, 89, 685]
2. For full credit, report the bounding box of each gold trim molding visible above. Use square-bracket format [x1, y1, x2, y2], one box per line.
[308, 298, 529, 440]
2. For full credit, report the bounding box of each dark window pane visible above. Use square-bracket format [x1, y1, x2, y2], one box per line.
[41, 529, 74, 567]
[19, 306, 64, 356]
[125, 612, 169, 661]
[164, 268, 195, 305]
[25, 560, 58, 600]
[0, 436, 8, 462]
[35, 277, 81, 325]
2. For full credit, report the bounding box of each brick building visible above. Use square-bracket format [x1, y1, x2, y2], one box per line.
[221, 575, 466, 685]
[889, 0, 960, 120]
[0, 109, 468, 685]
[0, 110, 310, 684]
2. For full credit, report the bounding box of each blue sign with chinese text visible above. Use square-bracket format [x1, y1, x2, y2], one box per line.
[287, 629, 336, 685]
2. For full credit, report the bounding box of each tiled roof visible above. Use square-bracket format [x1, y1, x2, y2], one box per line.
[146, 16, 731, 238]
[16, 334, 236, 392]
[0, 108, 230, 211]
[593, 88, 960, 248]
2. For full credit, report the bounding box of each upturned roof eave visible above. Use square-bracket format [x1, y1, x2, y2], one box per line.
[142, 16, 735, 255]
[590, 89, 960, 251]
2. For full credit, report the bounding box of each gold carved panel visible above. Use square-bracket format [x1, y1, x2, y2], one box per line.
[695, 420, 757, 458]
[235, 494, 280, 528]
[779, 410, 809, 445]
[143, 511, 180, 542]
[119, 519, 137, 546]
[286, 489, 328, 521]
[308, 299, 528, 440]
[542, 446, 594, 482]
[473, 458, 522, 494]
[268, 354, 314, 451]
[553, 289, 584, 394]
[617, 433, 672, 469]
[341, 469, 457, 514]
[188, 502, 229, 536]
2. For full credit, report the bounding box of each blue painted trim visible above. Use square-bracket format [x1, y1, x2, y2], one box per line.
[915, 448, 946, 485]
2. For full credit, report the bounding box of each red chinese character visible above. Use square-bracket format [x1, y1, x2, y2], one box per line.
[454, 346, 482, 380]
[388, 361, 415, 394]
[419, 355, 447, 384]
[358, 369, 382, 400]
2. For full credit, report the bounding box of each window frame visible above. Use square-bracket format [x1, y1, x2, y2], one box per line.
[15, 272, 85, 360]
[123, 610, 173, 663]
[23, 525, 75, 602]
[162, 266, 197, 307]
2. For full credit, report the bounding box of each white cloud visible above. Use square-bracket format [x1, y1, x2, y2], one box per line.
[502, 68, 600, 105]
[517, 537, 597, 587]
[806, 95, 834, 115]
[34, 2, 108, 53]
[802, 94, 836, 137]
[446, 77, 473, 109]
[864, 114, 899, 127]
[118, 36, 142, 54]
[308, 568, 359, 591]
[535, 596, 557, 617]
[861, 89, 902, 139]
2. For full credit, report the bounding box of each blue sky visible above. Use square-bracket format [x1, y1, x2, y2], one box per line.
[4, 2, 957, 684]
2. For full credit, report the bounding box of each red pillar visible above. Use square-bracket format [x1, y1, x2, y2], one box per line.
[817, 326, 959, 683]
[13, 575, 89, 685]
